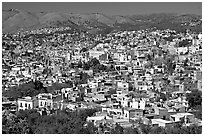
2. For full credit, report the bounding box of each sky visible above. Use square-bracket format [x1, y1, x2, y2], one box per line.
[2, 2, 202, 15]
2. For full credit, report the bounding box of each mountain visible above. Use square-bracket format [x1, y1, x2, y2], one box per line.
[2, 9, 202, 34]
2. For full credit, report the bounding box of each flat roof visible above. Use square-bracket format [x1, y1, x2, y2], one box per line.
[18, 99, 33, 102]
[124, 107, 143, 111]
[171, 113, 194, 118]
[151, 119, 172, 123]
[87, 115, 112, 121]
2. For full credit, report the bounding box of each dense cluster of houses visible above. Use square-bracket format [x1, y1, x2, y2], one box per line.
[2, 26, 202, 131]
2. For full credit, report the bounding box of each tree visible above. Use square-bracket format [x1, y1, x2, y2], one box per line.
[114, 123, 124, 134]
[3, 80, 49, 100]
[78, 72, 89, 84]
[80, 122, 97, 134]
[184, 58, 189, 66]
[124, 127, 139, 134]
[193, 105, 202, 119]
[186, 89, 202, 109]
[2, 112, 32, 134]
[164, 55, 176, 74]
[139, 124, 151, 134]
[78, 60, 83, 68]
[149, 126, 165, 134]
[90, 58, 100, 66]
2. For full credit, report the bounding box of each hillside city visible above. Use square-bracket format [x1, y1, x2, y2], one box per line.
[2, 23, 202, 133]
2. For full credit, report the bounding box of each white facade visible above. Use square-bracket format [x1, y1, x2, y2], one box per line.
[177, 47, 188, 54]
[88, 80, 98, 89]
[151, 119, 173, 127]
[89, 50, 105, 59]
[130, 98, 146, 110]
[17, 97, 33, 111]
[35, 93, 53, 109]
[117, 81, 129, 89]
[61, 87, 73, 99]
[37, 99, 53, 109]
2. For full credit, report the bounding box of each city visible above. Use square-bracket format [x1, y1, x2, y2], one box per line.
[2, 2, 202, 134]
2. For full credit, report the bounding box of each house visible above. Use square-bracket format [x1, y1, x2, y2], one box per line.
[153, 106, 169, 120]
[130, 98, 146, 110]
[117, 81, 129, 92]
[115, 64, 128, 73]
[88, 79, 98, 89]
[154, 65, 164, 74]
[89, 50, 105, 59]
[172, 105, 187, 113]
[2, 102, 17, 113]
[92, 93, 107, 103]
[105, 108, 123, 119]
[99, 53, 109, 62]
[170, 113, 195, 125]
[194, 71, 202, 81]
[17, 96, 34, 111]
[87, 112, 113, 126]
[134, 79, 148, 91]
[61, 87, 73, 99]
[183, 80, 197, 91]
[197, 80, 202, 91]
[151, 119, 173, 127]
[177, 47, 188, 55]
[34, 93, 53, 109]
[123, 107, 143, 119]
[168, 46, 177, 55]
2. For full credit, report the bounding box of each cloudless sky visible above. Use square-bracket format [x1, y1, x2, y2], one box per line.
[2, 2, 202, 15]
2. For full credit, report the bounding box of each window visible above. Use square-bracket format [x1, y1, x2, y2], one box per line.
[20, 103, 23, 107]
[40, 102, 43, 106]
[25, 103, 27, 107]
[28, 104, 31, 109]
[171, 117, 175, 121]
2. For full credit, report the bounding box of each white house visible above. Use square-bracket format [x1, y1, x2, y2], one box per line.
[177, 47, 188, 54]
[34, 93, 53, 109]
[151, 119, 173, 127]
[117, 81, 129, 92]
[89, 50, 105, 59]
[88, 79, 98, 89]
[170, 113, 195, 124]
[17, 96, 34, 111]
[130, 98, 146, 110]
[61, 87, 73, 99]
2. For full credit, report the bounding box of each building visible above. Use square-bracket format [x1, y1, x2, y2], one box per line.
[123, 107, 143, 119]
[170, 113, 195, 125]
[151, 119, 173, 127]
[89, 50, 105, 59]
[34, 93, 53, 109]
[17, 96, 34, 111]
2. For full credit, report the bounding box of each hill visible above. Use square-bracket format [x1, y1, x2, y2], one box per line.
[2, 9, 202, 34]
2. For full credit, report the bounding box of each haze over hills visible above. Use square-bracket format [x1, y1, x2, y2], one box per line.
[2, 9, 202, 34]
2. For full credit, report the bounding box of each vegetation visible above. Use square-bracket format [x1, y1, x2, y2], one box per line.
[2, 108, 98, 134]
[186, 89, 202, 119]
[70, 58, 114, 73]
[3, 81, 47, 100]
[3, 107, 201, 134]
[124, 124, 202, 134]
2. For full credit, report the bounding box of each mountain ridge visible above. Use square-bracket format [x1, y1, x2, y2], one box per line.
[2, 9, 202, 34]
